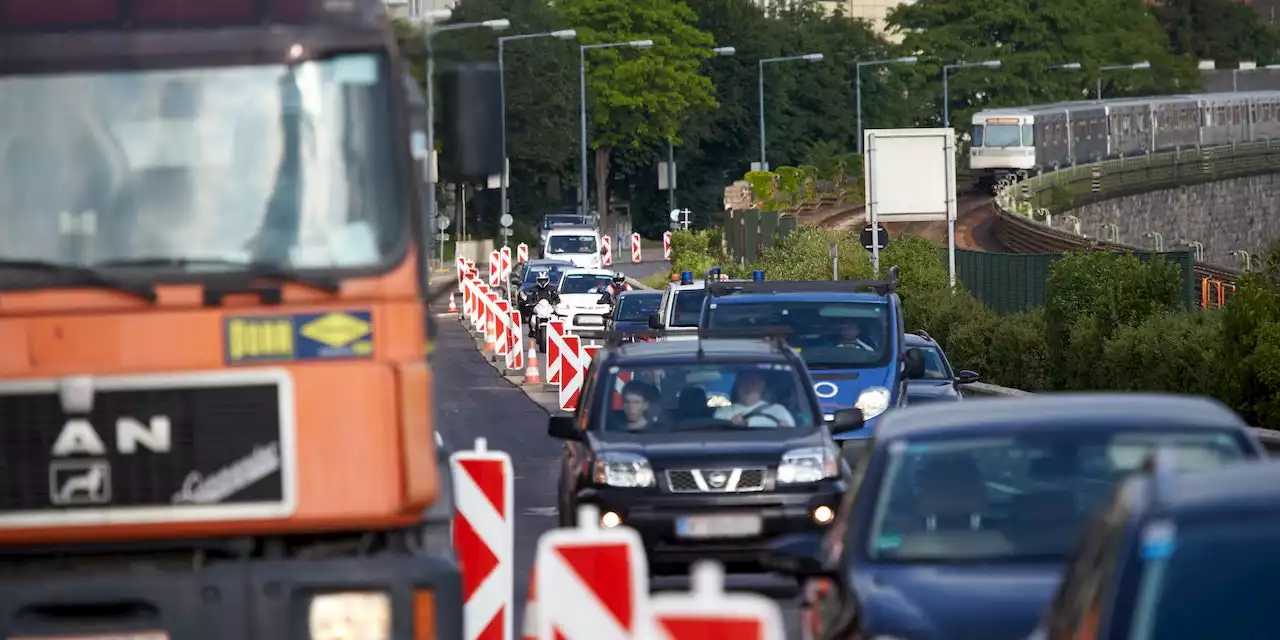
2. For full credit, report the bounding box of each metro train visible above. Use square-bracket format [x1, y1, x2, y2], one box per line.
[969, 90, 1280, 188]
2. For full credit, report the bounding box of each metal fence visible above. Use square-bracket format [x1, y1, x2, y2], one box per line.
[722, 209, 799, 262]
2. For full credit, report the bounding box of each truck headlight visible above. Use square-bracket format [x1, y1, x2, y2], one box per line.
[309, 592, 390, 640]
[855, 386, 891, 420]
[777, 446, 838, 484]
[593, 452, 656, 487]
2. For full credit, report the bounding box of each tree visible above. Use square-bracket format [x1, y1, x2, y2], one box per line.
[887, 0, 1199, 133]
[552, 0, 718, 225]
[1156, 0, 1280, 67]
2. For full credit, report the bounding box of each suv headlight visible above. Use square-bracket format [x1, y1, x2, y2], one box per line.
[593, 452, 656, 487]
[777, 446, 838, 484]
[309, 592, 390, 640]
[855, 386, 891, 420]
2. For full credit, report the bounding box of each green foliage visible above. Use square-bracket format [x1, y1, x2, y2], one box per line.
[755, 227, 873, 281]
[744, 171, 779, 210]
[1156, 0, 1280, 67]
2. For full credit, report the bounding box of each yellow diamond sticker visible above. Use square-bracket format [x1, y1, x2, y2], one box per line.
[300, 312, 371, 349]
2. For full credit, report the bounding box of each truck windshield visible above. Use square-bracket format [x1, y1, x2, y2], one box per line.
[707, 301, 891, 368]
[548, 235, 597, 254]
[0, 53, 402, 273]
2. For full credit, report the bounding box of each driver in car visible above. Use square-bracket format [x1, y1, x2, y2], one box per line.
[833, 322, 876, 351]
[714, 370, 795, 427]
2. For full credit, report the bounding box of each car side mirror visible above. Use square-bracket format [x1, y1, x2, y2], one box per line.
[647, 313, 662, 330]
[598, 293, 614, 306]
[904, 348, 926, 379]
[956, 370, 980, 384]
[547, 413, 583, 441]
[828, 408, 865, 434]
[760, 533, 835, 577]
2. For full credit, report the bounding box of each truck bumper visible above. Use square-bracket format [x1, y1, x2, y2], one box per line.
[0, 553, 462, 640]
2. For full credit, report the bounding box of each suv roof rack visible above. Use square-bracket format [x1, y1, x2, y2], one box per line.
[706, 265, 900, 297]
[914, 329, 933, 341]
[600, 326, 795, 352]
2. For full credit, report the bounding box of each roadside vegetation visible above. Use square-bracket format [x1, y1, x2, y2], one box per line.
[671, 228, 1280, 429]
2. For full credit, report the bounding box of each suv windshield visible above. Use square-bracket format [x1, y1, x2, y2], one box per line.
[0, 54, 401, 273]
[548, 235, 597, 254]
[707, 301, 891, 368]
[616, 294, 661, 322]
[542, 214, 586, 230]
[911, 346, 951, 380]
[865, 430, 1247, 563]
[1128, 516, 1280, 639]
[671, 290, 707, 327]
[560, 273, 612, 294]
[597, 362, 818, 432]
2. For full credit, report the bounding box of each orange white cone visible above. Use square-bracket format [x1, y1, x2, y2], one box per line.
[447, 292, 458, 313]
[523, 345, 541, 385]
[521, 563, 538, 640]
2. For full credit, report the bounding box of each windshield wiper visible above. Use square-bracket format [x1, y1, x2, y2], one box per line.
[96, 258, 341, 294]
[0, 259, 158, 302]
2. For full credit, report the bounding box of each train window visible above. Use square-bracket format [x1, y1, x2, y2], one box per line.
[1233, 105, 1241, 124]
[1022, 124, 1034, 145]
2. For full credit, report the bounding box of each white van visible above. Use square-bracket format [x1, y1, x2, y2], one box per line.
[542, 226, 603, 269]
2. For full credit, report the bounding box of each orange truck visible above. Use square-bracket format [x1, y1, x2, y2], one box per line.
[0, 0, 495, 637]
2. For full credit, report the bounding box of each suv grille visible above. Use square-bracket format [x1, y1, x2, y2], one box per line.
[665, 468, 766, 493]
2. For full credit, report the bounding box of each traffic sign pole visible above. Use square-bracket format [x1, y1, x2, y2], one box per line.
[437, 215, 452, 266]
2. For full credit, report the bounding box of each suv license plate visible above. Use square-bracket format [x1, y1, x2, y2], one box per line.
[11, 634, 169, 640]
[675, 514, 762, 539]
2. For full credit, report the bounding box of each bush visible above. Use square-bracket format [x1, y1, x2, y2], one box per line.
[1099, 311, 1227, 396]
[755, 227, 872, 281]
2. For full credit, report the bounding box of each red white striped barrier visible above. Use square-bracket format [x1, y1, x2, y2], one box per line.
[534, 504, 649, 640]
[663, 231, 671, 262]
[457, 257, 468, 291]
[500, 246, 513, 284]
[601, 236, 613, 266]
[557, 335, 583, 411]
[489, 250, 501, 288]
[506, 310, 525, 371]
[495, 299, 511, 360]
[517, 243, 529, 263]
[485, 292, 499, 354]
[648, 561, 786, 640]
[450, 438, 514, 640]
[546, 320, 567, 389]
[631, 233, 641, 264]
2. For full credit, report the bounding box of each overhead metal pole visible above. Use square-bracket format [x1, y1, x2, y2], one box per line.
[757, 53, 823, 171]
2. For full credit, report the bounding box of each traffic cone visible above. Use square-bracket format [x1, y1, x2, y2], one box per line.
[520, 564, 538, 640]
[523, 346, 542, 385]
[447, 293, 458, 313]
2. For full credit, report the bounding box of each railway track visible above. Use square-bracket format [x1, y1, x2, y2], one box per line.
[814, 192, 1006, 252]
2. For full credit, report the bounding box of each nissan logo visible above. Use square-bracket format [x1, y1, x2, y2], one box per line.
[814, 382, 840, 399]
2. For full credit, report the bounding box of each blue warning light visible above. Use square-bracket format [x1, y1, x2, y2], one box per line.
[680, 271, 694, 285]
[708, 267, 722, 279]
[752, 270, 766, 282]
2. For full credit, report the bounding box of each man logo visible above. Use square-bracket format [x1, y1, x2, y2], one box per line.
[51, 417, 173, 457]
[707, 471, 728, 488]
[814, 382, 840, 399]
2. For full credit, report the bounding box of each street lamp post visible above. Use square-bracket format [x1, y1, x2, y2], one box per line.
[498, 29, 577, 223]
[758, 53, 824, 171]
[855, 56, 917, 154]
[421, 14, 510, 239]
[941, 60, 1001, 128]
[1047, 62, 1082, 71]
[665, 45, 736, 212]
[1096, 61, 1150, 100]
[579, 39, 654, 216]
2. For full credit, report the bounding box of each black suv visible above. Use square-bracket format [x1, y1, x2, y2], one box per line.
[548, 335, 862, 575]
[904, 331, 980, 404]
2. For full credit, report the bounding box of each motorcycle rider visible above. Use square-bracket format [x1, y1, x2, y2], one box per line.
[519, 271, 561, 330]
[598, 272, 632, 305]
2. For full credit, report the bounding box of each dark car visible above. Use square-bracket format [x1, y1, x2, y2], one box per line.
[548, 336, 864, 576]
[761, 394, 1266, 640]
[1028, 453, 1280, 640]
[605, 290, 662, 341]
[905, 332, 980, 404]
[512, 259, 572, 294]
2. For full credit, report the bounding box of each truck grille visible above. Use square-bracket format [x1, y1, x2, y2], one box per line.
[665, 468, 766, 493]
[0, 370, 294, 527]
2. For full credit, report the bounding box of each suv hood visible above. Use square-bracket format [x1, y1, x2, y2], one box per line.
[589, 428, 824, 468]
[808, 368, 894, 418]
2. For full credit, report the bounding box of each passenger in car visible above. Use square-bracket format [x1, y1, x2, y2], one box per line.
[616, 380, 660, 431]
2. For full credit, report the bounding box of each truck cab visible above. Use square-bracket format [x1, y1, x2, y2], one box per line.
[647, 271, 709, 341]
[698, 269, 924, 449]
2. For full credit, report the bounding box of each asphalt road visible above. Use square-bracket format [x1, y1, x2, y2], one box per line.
[434, 310, 805, 635]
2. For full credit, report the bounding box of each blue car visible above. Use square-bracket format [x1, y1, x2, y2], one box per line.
[761, 393, 1267, 640]
[699, 268, 923, 449]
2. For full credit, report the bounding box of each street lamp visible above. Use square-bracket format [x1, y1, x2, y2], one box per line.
[855, 56, 916, 154]
[664, 45, 736, 212]
[1097, 61, 1150, 100]
[497, 29, 578, 222]
[420, 17, 510, 235]
[941, 60, 1001, 128]
[1047, 62, 1082, 71]
[579, 39, 654, 215]
[758, 53, 824, 171]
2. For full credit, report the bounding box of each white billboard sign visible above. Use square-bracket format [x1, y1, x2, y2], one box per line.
[863, 128, 957, 223]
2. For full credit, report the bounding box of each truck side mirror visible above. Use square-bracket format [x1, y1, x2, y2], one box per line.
[647, 313, 662, 330]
